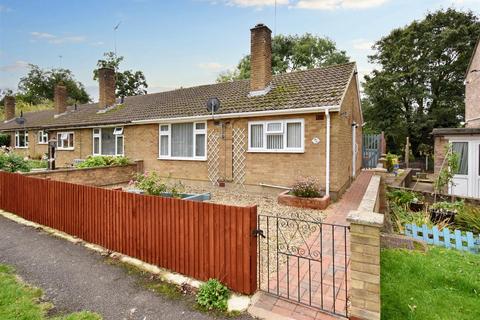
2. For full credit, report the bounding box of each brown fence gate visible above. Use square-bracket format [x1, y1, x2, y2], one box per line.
[0, 172, 258, 295]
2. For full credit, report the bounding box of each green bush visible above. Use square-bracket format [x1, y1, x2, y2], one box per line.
[385, 153, 398, 173]
[196, 279, 230, 311]
[291, 177, 321, 198]
[0, 151, 30, 173]
[455, 205, 480, 234]
[27, 159, 48, 169]
[430, 201, 464, 213]
[387, 189, 422, 208]
[131, 171, 185, 197]
[76, 155, 131, 168]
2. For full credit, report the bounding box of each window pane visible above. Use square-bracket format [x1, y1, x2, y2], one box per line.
[68, 134, 74, 148]
[101, 128, 115, 155]
[267, 134, 283, 149]
[452, 142, 468, 175]
[267, 122, 282, 132]
[116, 135, 124, 155]
[93, 137, 100, 154]
[195, 123, 206, 130]
[160, 125, 169, 132]
[160, 135, 169, 156]
[250, 124, 263, 148]
[171, 123, 193, 157]
[195, 134, 205, 157]
[287, 122, 301, 148]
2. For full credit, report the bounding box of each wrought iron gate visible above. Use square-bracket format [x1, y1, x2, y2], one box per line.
[257, 214, 349, 317]
[363, 134, 381, 169]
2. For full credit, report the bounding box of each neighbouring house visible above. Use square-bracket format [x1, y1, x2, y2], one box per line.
[0, 24, 363, 200]
[433, 39, 480, 198]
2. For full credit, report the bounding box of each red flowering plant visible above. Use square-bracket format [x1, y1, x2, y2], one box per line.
[291, 177, 321, 198]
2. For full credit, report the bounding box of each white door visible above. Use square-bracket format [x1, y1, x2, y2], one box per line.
[473, 142, 480, 198]
[450, 141, 469, 197]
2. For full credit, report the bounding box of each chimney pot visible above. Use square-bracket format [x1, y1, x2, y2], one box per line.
[54, 85, 67, 115]
[250, 23, 272, 92]
[4, 96, 15, 121]
[98, 67, 116, 109]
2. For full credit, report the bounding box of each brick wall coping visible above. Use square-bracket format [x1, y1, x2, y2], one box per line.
[24, 162, 138, 176]
[358, 175, 381, 213]
[347, 210, 384, 227]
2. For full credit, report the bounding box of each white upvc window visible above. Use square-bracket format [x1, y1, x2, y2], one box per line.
[57, 132, 74, 150]
[248, 119, 304, 153]
[37, 130, 48, 144]
[92, 127, 124, 156]
[158, 122, 207, 160]
[15, 130, 29, 148]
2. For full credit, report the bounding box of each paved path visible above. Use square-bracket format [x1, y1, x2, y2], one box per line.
[251, 171, 374, 320]
[0, 216, 252, 320]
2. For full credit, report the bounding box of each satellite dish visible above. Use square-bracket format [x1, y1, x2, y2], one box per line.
[15, 111, 25, 125]
[206, 97, 221, 113]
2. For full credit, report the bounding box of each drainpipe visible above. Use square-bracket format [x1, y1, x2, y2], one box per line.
[325, 108, 331, 197]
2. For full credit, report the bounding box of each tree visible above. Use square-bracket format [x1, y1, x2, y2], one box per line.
[93, 52, 148, 96]
[363, 8, 480, 155]
[17, 64, 90, 105]
[217, 33, 349, 82]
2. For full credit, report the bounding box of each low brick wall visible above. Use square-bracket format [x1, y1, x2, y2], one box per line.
[24, 160, 143, 187]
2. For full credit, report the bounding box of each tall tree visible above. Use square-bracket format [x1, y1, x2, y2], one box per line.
[217, 33, 349, 82]
[363, 8, 480, 155]
[17, 65, 90, 104]
[93, 52, 148, 96]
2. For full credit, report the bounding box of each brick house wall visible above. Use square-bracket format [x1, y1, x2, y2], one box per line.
[434, 135, 448, 175]
[11, 130, 48, 159]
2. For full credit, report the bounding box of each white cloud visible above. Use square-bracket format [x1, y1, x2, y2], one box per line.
[352, 39, 374, 51]
[30, 31, 86, 44]
[296, 0, 389, 10]
[0, 60, 29, 72]
[198, 62, 226, 71]
[217, 0, 289, 7]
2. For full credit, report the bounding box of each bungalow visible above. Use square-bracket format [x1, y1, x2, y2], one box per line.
[433, 39, 480, 198]
[0, 24, 363, 200]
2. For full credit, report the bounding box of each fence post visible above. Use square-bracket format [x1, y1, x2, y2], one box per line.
[347, 210, 384, 320]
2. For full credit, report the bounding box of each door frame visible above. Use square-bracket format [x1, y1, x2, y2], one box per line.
[446, 136, 480, 198]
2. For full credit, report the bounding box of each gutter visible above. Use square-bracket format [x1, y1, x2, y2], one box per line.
[131, 105, 340, 124]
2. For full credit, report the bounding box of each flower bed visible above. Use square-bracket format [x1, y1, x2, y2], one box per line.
[277, 190, 330, 210]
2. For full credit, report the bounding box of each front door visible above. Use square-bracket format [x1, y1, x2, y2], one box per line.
[450, 141, 469, 197]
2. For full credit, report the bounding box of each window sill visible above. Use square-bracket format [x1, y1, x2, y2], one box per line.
[38, 142, 48, 145]
[14, 146, 28, 149]
[158, 157, 207, 162]
[57, 148, 75, 151]
[247, 149, 304, 154]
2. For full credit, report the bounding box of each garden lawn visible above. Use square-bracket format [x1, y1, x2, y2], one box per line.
[381, 247, 480, 320]
[0, 264, 101, 320]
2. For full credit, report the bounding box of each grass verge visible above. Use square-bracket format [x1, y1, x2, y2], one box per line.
[381, 247, 480, 320]
[0, 264, 101, 320]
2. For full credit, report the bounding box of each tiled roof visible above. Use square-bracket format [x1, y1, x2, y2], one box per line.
[0, 62, 355, 131]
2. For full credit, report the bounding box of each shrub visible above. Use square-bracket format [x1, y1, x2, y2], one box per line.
[430, 201, 464, 213]
[196, 279, 230, 311]
[0, 149, 30, 173]
[291, 177, 321, 198]
[27, 159, 48, 170]
[76, 155, 131, 168]
[385, 153, 398, 173]
[0, 134, 10, 147]
[455, 205, 480, 234]
[387, 189, 422, 208]
[132, 171, 185, 197]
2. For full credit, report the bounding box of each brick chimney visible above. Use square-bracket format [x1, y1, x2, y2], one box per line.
[250, 23, 272, 92]
[98, 67, 116, 109]
[54, 84, 67, 116]
[4, 96, 15, 122]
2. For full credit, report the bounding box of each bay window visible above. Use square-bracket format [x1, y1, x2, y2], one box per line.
[248, 119, 304, 152]
[159, 122, 207, 160]
[92, 127, 124, 156]
[38, 130, 48, 144]
[57, 132, 74, 150]
[15, 130, 28, 148]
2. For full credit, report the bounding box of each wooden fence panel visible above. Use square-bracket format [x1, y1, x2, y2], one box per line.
[0, 172, 258, 294]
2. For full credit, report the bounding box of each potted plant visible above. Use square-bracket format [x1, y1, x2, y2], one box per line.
[429, 201, 464, 224]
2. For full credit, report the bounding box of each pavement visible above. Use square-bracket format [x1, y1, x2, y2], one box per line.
[0, 216, 253, 320]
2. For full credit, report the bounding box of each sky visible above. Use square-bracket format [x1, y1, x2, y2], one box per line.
[1, 0, 480, 102]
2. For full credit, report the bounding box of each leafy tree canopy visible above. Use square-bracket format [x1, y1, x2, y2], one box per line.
[93, 52, 148, 97]
[17, 64, 90, 105]
[363, 8, 480, 155]
[217, 33, 349, 82]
